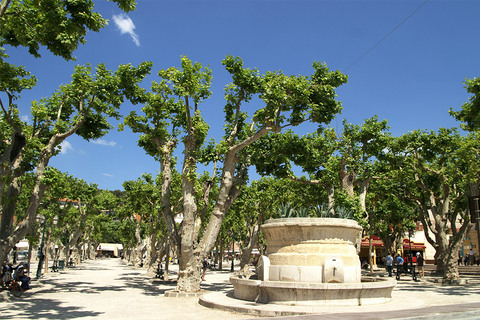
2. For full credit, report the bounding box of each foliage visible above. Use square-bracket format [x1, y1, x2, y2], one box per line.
[0, 60, 152, 260]
[0, 0, 136, 60]
[276, 203, 298, 218]
[121, 54, 347, 292]
[449, 77, 480, 132]
[276, 203, 353, 219]
[384, 128, 479, 279]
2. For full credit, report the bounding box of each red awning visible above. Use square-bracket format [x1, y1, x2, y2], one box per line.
[403, 239, 426, 250]
[361, 235, 384, 247]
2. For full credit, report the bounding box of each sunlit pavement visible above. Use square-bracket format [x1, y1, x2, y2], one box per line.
[0, 259, 251, 320]
[2, 259, 480, 319]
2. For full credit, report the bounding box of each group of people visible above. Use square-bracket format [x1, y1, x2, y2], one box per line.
[1, 262, 31, 290]
[384, 252, 424, 278]
[458, 249, 477, 265]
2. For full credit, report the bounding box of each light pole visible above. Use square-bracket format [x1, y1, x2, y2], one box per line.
[229, 231, 235, 272]
[408, 228, 414, 275]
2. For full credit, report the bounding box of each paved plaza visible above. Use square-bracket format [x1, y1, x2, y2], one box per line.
[1, 259, 480, 319]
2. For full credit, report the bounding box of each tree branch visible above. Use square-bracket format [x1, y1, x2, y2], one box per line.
[0, 0, 11, 18]
[288, 175, 325, 186]
[419, 206, 438, 249]
[229, 124, 271, 155]
[226, 90, 245, 146]
[185, 96, 192, 128]
[279, 116, 312, 130]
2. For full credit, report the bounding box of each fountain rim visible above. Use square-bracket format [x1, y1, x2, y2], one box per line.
[262, 217, 363, 230]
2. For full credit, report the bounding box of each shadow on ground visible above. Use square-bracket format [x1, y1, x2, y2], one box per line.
[396, 281, 480, 296]
[0, 297, 103, 319]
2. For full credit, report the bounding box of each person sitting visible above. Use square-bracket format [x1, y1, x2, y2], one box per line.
[15, 263, 30, 290]
[1, 262, 13, 285]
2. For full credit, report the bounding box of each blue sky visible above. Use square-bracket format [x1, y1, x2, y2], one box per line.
[7, 0, 480, 191]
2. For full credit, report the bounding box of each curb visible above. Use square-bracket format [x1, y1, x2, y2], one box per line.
[164, 289, 206, 298]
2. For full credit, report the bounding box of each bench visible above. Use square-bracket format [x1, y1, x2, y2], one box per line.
[50, 260, 65, 272]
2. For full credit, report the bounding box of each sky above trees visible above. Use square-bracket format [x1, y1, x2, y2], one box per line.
[6, 0, 480, 191]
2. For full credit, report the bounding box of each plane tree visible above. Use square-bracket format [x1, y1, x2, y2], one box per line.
[83, 189, 122, 260]
[192, 57, 346, 293]
[0, 61, 152, 263]
[252, 116, 391, 214]
[120, 174, 160, 267]
[364, 172, 418, 254]
[0, 0, 137, 61]
[390, 128, 479, 280]
[449, 77, 480, 133]
[0, 0, 149, 264]
[50, 173, 98, 264]
[227, 177, 291, 277]
[449, 77, 480, 198]
[123, 56, 347, 292]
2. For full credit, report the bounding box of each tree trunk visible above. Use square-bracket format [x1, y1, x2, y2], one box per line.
[159, 139, 180, 250]
[218, 239, 224, 271]
[163, 239, 170, 281]
[237, 221, 260, 278]
[327, 185, 335, 214]
[421, 203, 467, 281]
[176, 132, 201, 292]
[0, 128, 26, 207]
[0, 176, 22, 262]
[358, 178, 371, 213]
[368, 232, 374, 275]
[0, 134, 65, 263]
[174, 122, 270, 292]
[339, 159, 355, 199]
[134, 220, 144, 267]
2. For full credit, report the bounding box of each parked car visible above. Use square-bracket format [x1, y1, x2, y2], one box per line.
[16, 250, 29, 262]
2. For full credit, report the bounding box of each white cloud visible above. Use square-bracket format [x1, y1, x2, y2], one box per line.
[58, 141, 74, 154]
[112, 13, 140, 46]
[21, 115, 30, 123]
[92, 139, 117, 147]
[103, 173, 114, 178]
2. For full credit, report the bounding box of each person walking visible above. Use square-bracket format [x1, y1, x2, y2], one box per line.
[201, 258, 208, 281]
[395, 254, 405, 276]
[385, 253, 394, 277]
[469, 249, 476, 265]
[416, 252, 424, 278]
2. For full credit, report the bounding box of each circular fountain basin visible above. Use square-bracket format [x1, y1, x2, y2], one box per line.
[230, 276, 396, 306]
[261, 218, 363, 283]
[230, 217, 396, 307]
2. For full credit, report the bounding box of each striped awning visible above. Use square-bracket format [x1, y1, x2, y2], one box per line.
[361, 235, 384, 247]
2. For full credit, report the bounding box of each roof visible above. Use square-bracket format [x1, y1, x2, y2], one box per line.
[361, 235, 384, 247]
[97, 243, 123, 251]
[403, 239, 426, 249]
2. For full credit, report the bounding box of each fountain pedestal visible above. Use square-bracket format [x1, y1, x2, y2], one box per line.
[230, 218, 396, 306]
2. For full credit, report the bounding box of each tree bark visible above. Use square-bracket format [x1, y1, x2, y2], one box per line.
[158, 139, 180, 250]
[339, 159, 355, 199]
[133, 219, 144, 267]
[0, 114, 84, 263]
[176, 130, 201, 292]
[237, 218, 261, 278]
[420, 202, 468, 281]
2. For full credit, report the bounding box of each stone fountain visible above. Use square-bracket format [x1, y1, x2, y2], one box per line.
[230, 217, 396, 306]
